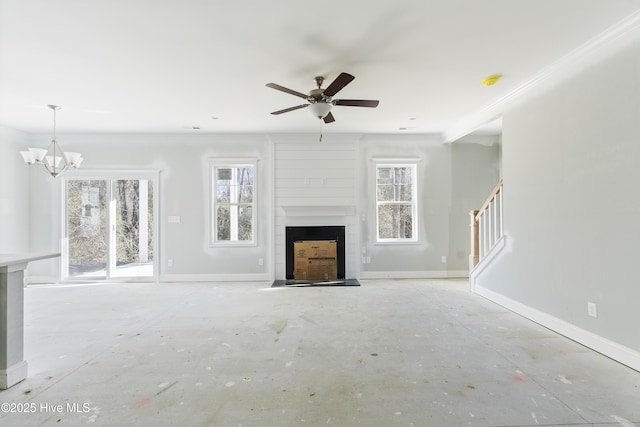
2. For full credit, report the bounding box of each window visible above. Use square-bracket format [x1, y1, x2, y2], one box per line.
[211, 161, 255, 245]
[376, 164, 417, 242]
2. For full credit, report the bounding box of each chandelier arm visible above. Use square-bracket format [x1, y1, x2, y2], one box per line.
[42, 161, 68, 178]
[55, 140, 70, 166]
[49, 139, 70, 175]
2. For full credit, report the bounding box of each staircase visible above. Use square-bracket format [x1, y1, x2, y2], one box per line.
[470, 179, 504, 271]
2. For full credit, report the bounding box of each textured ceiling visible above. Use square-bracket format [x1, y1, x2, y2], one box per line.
[1, 0, 639, 137]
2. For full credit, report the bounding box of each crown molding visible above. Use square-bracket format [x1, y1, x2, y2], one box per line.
[443, 10, 640, 143]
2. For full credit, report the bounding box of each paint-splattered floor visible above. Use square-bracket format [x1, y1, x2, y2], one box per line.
[1, 279, 639, 426]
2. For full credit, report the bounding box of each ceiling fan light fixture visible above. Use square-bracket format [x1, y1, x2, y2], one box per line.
[309, 102, 332, 119]
[266, 72, 378, 124]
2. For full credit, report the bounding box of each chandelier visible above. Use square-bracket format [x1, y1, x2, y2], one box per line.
[20, 105, 83, 177]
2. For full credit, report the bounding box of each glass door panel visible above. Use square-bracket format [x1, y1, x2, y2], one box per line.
[66, 180, 108, 278]
[112, 179, 154, 277]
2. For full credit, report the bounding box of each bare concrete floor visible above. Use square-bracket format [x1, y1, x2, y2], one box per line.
[1, 279, 639, 427]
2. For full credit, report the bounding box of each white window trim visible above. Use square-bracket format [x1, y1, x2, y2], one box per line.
[209, 158, 258, 247]
[374, 161, 419, 244]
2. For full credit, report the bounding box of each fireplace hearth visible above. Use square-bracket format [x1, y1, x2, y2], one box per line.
[271, 278, 360, 287]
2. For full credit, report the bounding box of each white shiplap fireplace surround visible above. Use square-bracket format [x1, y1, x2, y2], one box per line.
[276, 205, 358, 280]
[272, 134, 361, 281]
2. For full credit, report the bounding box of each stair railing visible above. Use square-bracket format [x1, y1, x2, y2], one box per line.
[470, 179, 503, 270]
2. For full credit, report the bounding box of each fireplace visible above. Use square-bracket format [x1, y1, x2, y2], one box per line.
[285, 226, 346, 280]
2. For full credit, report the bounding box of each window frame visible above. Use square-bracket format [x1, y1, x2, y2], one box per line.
[374, 162, 419, 244]
[209, 159, 257, 247]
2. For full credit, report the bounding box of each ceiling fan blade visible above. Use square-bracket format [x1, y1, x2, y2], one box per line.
[266, 83, 308, 99]
[323, 72, 355, 97]
[323, 112, 335, 123]
[333, 99, 379, 108]
[270, 104, 309, 115]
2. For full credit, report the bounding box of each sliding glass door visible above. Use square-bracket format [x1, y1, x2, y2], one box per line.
[63, 172, 158, 280]
[112, 179, 154, 277]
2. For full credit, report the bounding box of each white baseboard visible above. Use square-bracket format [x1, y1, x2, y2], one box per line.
[28, 273, 273, 284]
[359, 270, 468, 280]
[470, 236, 507, 280]
[0, 360, 28, 389]
[159, 273, 272, 283]
[473, 284, 640, 373]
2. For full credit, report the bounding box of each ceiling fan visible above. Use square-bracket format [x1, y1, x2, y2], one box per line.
[266, 72, 379, 123]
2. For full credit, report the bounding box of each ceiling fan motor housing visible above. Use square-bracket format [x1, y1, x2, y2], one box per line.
[309, 88, 328, 102]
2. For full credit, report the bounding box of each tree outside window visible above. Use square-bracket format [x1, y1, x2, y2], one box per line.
[376, 164, 417, 242]
[212, 164, 255, 245]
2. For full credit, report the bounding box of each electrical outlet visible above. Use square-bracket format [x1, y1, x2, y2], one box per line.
[167, 259, 173, 267]
[366, 257, 371, 264]
[441, 255, 447, 263]
[258, 258, 263, 266]
[587, 302, 598, 318]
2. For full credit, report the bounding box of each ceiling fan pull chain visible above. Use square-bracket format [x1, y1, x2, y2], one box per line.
[319, 119, 324, 142]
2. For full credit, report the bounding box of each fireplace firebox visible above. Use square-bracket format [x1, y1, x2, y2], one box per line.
[285, 226, 345, 280]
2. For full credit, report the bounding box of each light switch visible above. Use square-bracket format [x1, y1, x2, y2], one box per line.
[168, 216, 181, 223]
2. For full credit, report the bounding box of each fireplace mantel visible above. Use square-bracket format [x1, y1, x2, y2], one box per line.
[281, 205, 356, 217]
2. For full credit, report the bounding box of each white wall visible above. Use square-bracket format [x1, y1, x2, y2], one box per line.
[271, 133, 500, 280]
[26, 133, 273, 282]
[450, 135, 501, 268]
[358, 134, 500, 278]
[21, 131, 498, 282]
[0, 126, 30, 253]
[473, 38, 640, 364]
